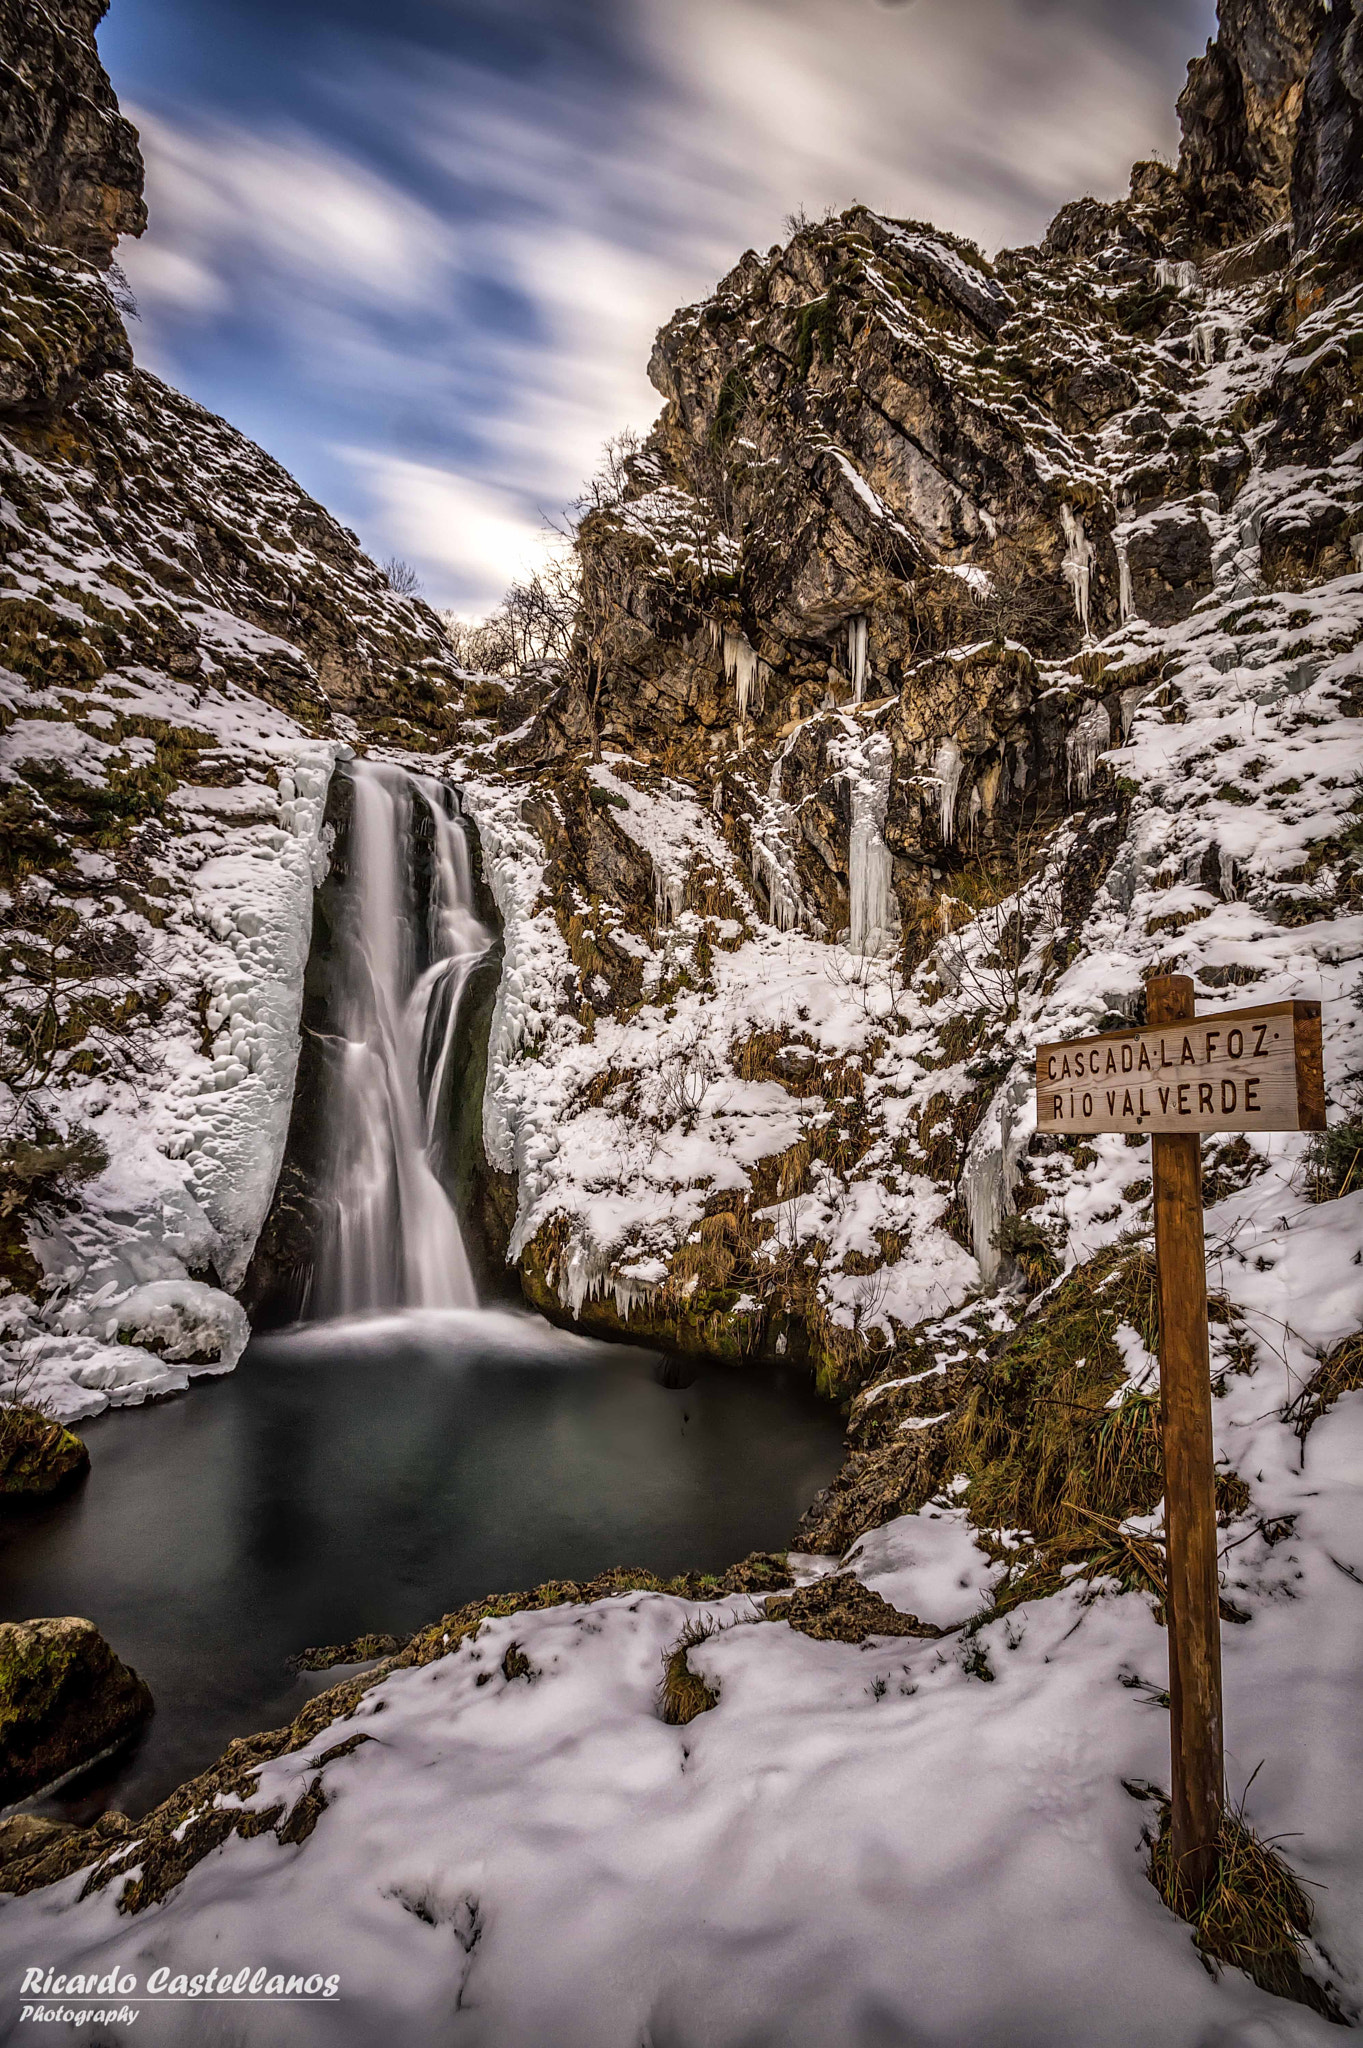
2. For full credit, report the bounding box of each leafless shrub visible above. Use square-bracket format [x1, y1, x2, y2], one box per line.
[657, 1028, 718, 1127]
[383, 557, 423, 596]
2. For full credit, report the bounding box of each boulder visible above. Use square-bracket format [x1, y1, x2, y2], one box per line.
[0, 1617, 152, 1803]
[0, 1405, 88, 1497]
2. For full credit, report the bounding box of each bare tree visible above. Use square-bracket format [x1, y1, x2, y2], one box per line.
[383, 557, 423, 596]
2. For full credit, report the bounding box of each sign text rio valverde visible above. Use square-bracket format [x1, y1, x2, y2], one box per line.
[1035, 1000, 1325, 1137]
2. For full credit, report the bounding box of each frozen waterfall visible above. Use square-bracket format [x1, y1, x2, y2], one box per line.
[1060, 506, 1095, 640]
[847, 615, 869, 704]
[838, 726, 899, 957]
[313, 761, 493, 1316]
[932, 737, 964, 844]
[1066, 699, 1112, 801]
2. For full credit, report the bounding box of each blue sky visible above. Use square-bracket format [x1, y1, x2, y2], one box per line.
[98, 0, 1217, 613]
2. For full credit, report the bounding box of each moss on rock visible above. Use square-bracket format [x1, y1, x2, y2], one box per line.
[0, 1405, 88, 1497]
[0, 1616, 153, 1804]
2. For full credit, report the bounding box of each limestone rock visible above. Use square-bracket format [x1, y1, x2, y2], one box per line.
[0, 1617, 153, 1803]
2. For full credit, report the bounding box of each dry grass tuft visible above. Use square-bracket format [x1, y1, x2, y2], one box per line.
[1285, 1332, 1363, 1443]
[954, 1242, 1165, 1553]
[657, 1617, 722, 1726]
[1148, 1797, 1346, 2022]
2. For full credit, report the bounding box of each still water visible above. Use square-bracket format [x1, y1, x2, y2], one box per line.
[0, 1310, 843, 1820]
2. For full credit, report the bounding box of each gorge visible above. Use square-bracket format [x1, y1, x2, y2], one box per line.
[0, 0, 1361, 2040]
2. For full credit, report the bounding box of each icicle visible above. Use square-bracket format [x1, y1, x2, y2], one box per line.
[933, 737, 963, 844]
[844, 730, 898, 957]
[1119, 685, 1145, 740]
[1114, 529, 1136, 624]
[1351, 534, 1363, 571]
[1219, 847, 1239, 901]
[1154, 258, 1199, 294]
[1060, 506, 1095, 640]
[1066, 699, 1112, 801]
[722, 630, 766, 722]
[1195, 323, 1217, 367]
[961, 1073, 1028, 1288]
[966, 783, 982, 846]
[847, 615, 869, 705]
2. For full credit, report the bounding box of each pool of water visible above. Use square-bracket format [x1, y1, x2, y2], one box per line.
[0, 1309, 843, 1821]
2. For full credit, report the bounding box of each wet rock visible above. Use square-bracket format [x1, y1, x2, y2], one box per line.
[0, 1617, 153, 1804]
[763, 1573, 945, 1644]
[0, 1406, 89, 1497]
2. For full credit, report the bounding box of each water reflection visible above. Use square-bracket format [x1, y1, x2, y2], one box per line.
[0, 1309, 842, 1820]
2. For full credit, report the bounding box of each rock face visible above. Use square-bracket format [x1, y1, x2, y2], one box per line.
[0, 1405, 88, 1494]
[449, 0, 1363, 1394]
[0, 1616, 152, 1802]
[0, 0, 144, 267]
[1176, 0, 1321, 245]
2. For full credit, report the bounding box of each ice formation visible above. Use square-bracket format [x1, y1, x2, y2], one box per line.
[1114, 526, 1137, 623]
[932, 737, 964, 843]
[1065, 699, 1112, 800]
[847, 614, 869, 703]
[961, 1072, 1028, 1287]
[750, 748, 806, 933]
[1060, 505, 1095, 639]
[847, 749, 898, 956]
[722, 630, 767, 721]
[1155, 257, 1200, 293]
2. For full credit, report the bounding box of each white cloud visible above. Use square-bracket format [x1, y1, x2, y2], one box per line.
[341, 451, 562, 604]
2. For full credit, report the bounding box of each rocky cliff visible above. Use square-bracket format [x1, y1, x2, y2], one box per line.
[1, 0, 1361, 1475]
[443, 0, 1363, 1471]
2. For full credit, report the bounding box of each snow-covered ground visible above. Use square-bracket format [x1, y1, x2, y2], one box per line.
[2, 1197, 1357, 2044]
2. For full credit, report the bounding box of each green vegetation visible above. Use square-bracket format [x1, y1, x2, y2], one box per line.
[794, 295, 839, 378]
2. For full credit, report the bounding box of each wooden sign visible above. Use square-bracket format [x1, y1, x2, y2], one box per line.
[1035, 1001, 1325, 1137]
[1032, 979, 1326, 1900]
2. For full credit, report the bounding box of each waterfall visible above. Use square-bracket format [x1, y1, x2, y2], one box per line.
[1060, 506, 1095, 639]
[313, 761, 492, 1316]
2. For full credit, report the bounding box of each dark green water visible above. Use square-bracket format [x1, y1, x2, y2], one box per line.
[0, 1309, 843, 1820]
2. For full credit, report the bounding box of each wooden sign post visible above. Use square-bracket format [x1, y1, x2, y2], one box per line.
[1035, 976, 1325, 1898]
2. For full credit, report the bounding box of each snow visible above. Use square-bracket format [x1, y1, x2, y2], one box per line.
[6, 1328, 1358, 2045]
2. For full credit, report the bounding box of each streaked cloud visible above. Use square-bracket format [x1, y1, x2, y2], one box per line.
[108, 0, 1215, 610]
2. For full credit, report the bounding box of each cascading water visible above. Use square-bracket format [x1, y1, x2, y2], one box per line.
[313, 761, 493, 1316]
